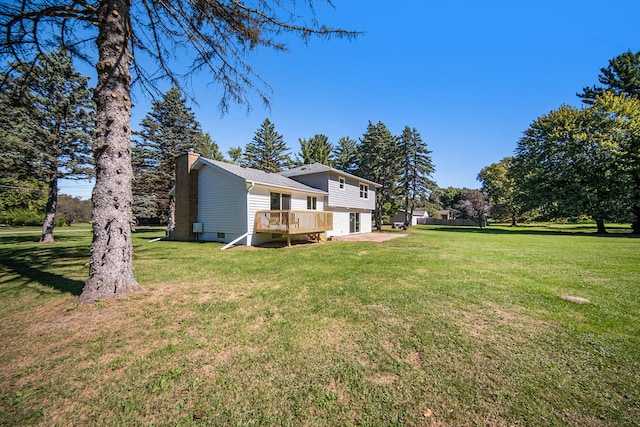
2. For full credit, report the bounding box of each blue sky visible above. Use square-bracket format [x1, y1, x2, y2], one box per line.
[60, 0, 640, 199]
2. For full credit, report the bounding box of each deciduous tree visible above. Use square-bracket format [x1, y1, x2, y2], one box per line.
[591, 92, 640, 233]
[512, 104, 627, 233]
[477, 157, 519, 225]
[578, 50, 640, 233]
[455, 189, 490, 228]
[437, 187, 464, 209]
[1, 0, 356, 302]
[57, 194, 92, 225]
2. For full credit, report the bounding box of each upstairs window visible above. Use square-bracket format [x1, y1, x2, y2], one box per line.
[359, 183, 369, 199]
[339, 177, 345, 190]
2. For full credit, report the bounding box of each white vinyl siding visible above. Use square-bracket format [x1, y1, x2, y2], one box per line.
[327, 173, 375, 210]
[197, 167, 247, 242]
[360, 212, 372, 233]
[327, 210, 350, 237]
[326, 208, 371, 237]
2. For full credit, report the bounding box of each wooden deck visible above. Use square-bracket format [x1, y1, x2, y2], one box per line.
[254, 210, 333, 236]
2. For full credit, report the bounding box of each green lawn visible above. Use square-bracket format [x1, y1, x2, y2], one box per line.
[0, 225, 638, 426]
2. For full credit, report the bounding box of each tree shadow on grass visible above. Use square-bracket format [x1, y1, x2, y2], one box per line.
[421, 225, 638, 238]
[0, 241, 88, 296]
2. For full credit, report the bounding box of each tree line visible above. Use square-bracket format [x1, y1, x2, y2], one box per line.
[477, 50, 640, 233]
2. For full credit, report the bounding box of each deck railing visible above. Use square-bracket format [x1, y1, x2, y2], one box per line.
[254, 210, 333, 235]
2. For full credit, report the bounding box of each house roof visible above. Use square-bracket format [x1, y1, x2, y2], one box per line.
[193, 157, 328, 195]
[279, 162, 382, 188]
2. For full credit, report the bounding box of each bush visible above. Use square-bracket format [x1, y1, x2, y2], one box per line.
[0, 209, 44, 226]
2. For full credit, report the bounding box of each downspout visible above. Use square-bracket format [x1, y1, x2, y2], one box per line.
[221, 232, 249, 251]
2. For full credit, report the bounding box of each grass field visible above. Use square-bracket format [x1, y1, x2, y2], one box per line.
[0, 224, 639, 426]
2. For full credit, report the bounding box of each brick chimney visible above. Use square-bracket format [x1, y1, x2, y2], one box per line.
[168, 151, 200, 241]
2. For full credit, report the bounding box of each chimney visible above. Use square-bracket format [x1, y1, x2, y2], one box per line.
[169, 151, 200, 241]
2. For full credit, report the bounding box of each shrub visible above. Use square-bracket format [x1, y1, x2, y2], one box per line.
[0, 209, 44, 226]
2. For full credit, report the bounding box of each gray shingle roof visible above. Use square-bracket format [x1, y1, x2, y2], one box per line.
[194, 157, 327, 194]
[280, 162, 381, 187]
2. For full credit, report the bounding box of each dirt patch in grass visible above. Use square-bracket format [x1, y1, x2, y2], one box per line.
[560, 294, 591, 304]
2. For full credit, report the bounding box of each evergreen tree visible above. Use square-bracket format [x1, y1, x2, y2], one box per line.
[579, 50, 640, 103]
[133, 86, 206, 227]
[356, 121, 402, 230]
[331, 137, 359, 173]
[244, 118, 291, 172]
[0, 49, 93, 243]
[2, 0, 356, 303]
[398, 126, 435, 226]
[297, 134, 332, 165]
[228, 146, 244, 165]
[200, 133, 224, 161]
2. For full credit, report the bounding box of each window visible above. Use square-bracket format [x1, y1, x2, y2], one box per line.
[350, 212, 360, 233]
[270, 192, 281, 210]
[339, 177, 345, 190]
[307, 196, 317, 210]
[270, 192, 291, 210]
[217, 232, 225, 239]
[359, 183, 369, 199]
[281, 194, 291, 210]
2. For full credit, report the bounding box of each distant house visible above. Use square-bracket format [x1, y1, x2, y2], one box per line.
[389, 209, 429, 226]
[168, 152, 380, 247]
[438, 209, 455, 220]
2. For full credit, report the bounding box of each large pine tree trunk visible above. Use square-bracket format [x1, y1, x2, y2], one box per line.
[375, 192, 383, 231]
[79, 0, 142, 303]
[39, 175, 57, 243]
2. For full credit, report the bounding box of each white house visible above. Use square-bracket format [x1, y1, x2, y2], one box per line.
[169, 152, 380, 247]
